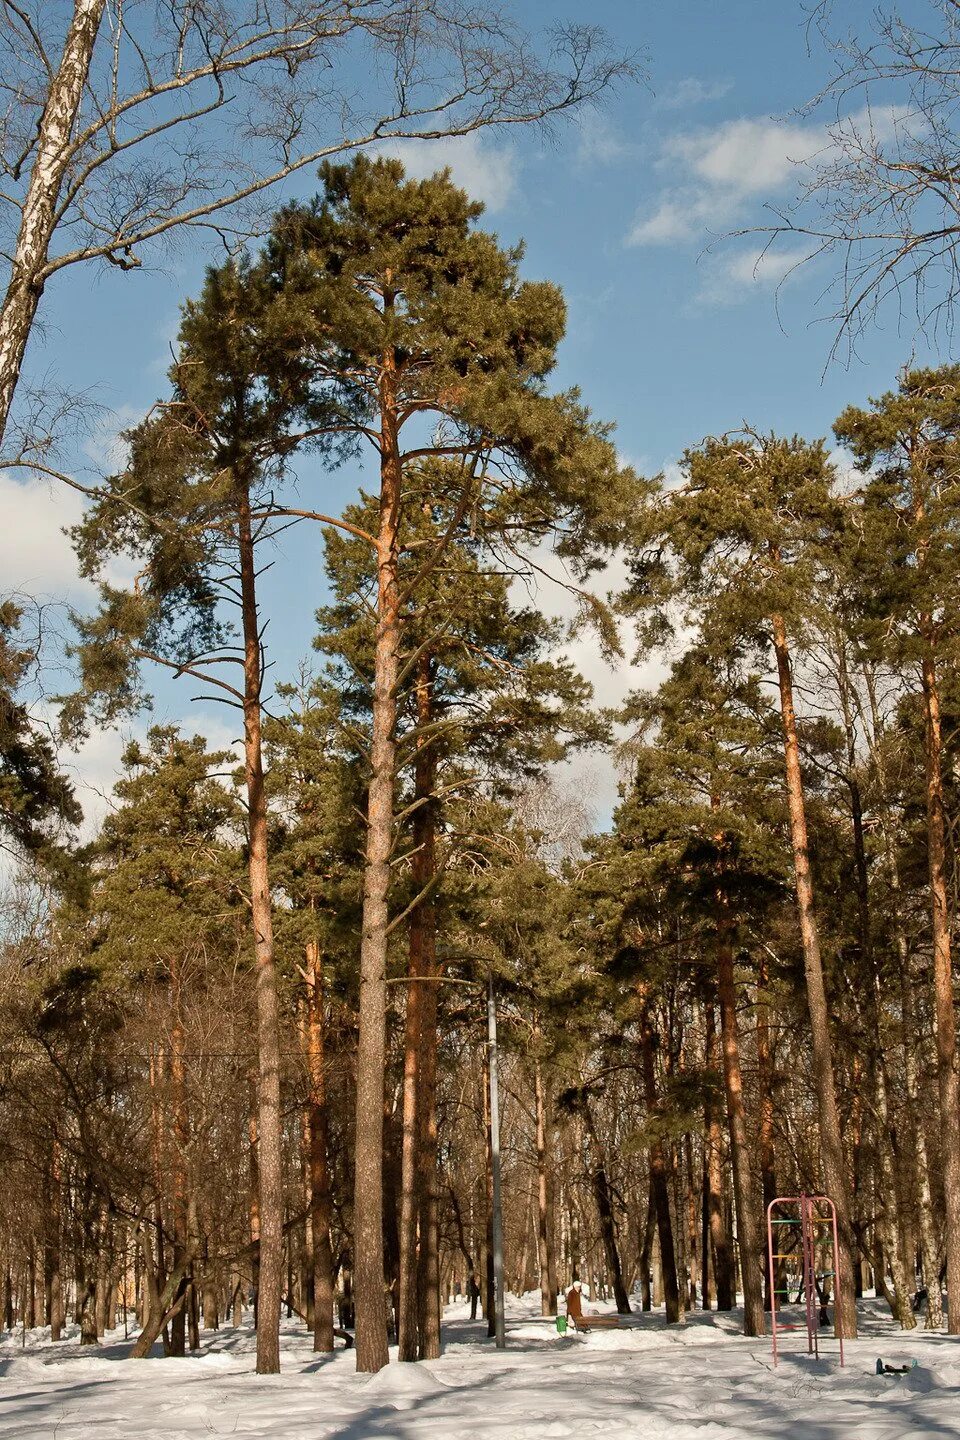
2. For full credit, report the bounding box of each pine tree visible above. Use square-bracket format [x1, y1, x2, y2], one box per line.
[315, 470, 608, 1358]
[836, 366, 960, 1331]
[617, 647, 787, 1335]
[263, 156, 632, 1370]
[660, 433, 859, 1338]
[66, 258, 336, 1373]
[87, 727, 243, 1356]
[0, 599, 80, 868]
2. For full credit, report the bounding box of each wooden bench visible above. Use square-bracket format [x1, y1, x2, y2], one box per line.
[569, 1313, 622, 1333]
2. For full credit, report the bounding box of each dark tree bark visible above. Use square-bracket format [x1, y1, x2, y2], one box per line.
[638, 994, 680, 1323]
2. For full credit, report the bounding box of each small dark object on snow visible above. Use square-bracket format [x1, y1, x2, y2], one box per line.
[876, 1357, 917, 1375]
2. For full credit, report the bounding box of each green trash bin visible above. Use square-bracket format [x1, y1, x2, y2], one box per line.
[556, 1315, 568, 1335]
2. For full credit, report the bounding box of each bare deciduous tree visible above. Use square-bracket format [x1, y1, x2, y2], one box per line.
[0, 0, 635, 449]
[746, 0, 960, 356]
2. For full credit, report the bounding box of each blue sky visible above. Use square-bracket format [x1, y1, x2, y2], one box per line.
[3, 0, 942, 830]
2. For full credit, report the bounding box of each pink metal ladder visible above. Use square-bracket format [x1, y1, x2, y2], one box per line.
[766, 1194, 844, 1367]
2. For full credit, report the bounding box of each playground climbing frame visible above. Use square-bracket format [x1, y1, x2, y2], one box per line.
[766, 1194, 844, 1367]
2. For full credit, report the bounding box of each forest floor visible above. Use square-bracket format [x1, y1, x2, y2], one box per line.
[1, 1293, 958, 1438]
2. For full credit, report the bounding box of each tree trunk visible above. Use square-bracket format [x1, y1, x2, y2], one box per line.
[0, 0, 108, 447]
[866, 663, 943, 1329]
[639, 1181, 655, 1312]
[714, 894, 765, 1335]
[534, 1054, 558, 1316]
[703, 1001, 734, 1311]
[755, 953, 777, 1311]
[304, 940, 335, 1353]
[770, 610, 857, 1338]
[169, 957, 189, 1356]
[130, 1245, 198, 1359]
[248, 1078, 260, 1327]
[921, 642, 960, 1333]
[45, 1142, 64, 1341]
[412, 662, 441, 1361]
[835, 636, 915, 1329]
[397, 913, 424, 1362]
[638, 993, 680, 1323]
[353, 344, 403, 1373]
[237, 480, 284, 1374]
[580, 1100, 631, 1314]
[482, 1049, 496, 1337]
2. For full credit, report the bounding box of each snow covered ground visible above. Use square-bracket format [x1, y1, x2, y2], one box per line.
[2, 1294, 959, 1439]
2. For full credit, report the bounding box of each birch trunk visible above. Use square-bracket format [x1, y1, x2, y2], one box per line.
[0, 0, 108, 445]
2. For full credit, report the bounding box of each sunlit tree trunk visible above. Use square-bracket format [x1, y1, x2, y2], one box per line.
[534, 1053, 558, 1316]
[353, 336, 402, 1373]
[237, 479, 284, 1374]
[770, 609, 857, 1338]
[921, 638, 960, 1333]
[703, 1002, 733, 1311]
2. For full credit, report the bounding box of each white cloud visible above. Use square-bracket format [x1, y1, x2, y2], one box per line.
[659, 77, 734, 111]
[696, 241, 813, 306]
[511, 542, 668, 832]
[375, 133, 517, 211]
[667, 118, 822, 195]
[628, 103, 913, 267]
[0, 471, 89, 601]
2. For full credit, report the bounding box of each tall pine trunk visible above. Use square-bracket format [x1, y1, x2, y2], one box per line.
[638, 992, 680, 1322]
[755, 952, 777, 1306]
[412, 657, 441, 1360]
[0, 0, 107, 445]
[353, 341, 403, 1373]
[237, 480, 284, 1374]
[836, 637, 914, 1328]
[867, 665, 943, 1327]
[921, 641, 960, 1332]
[169, 955, 189, 1356]
[534, 1053, 558, 1316]
[397, 913, 424, 1361]
[713, 887, 765, 1335]
[770, 609, 857, 1337]
[580, 1099, 630, 1314]
[304, 941, 335, 1352]
[703, 1002, 733, 1311]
